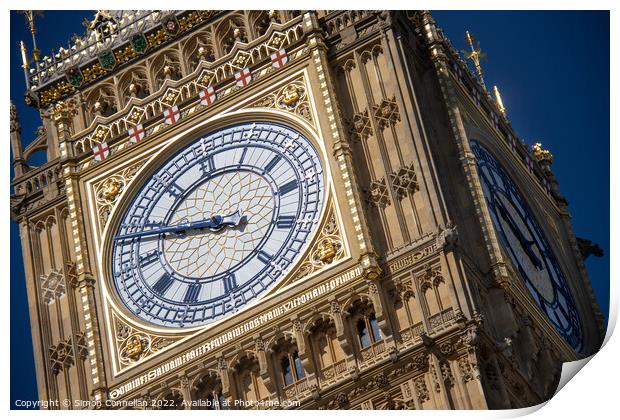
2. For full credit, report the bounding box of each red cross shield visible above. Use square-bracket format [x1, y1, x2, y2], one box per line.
[235, 68, 252, 87]
[200, 87, 217, 106]
[164, 105, 180, 125]
[271, 48, 288, 69]
[93, 142, 110, 161]
[128, 124, 145, 143]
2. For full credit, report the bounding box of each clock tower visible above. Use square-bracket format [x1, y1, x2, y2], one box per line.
[11, 10, 604, 409]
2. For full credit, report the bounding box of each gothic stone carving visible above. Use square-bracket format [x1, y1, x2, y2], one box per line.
[251, 78, 313, 123]
[372, 96, 400, 130]
[349, 109, 373, 142]
[293, 204, 346, 280]
[40, 269, 67, 304]
[113, 312, 178, 369]
[93, 158, 149, 231]
[390, 163, 419, 199]
[366, 177, 390, 208]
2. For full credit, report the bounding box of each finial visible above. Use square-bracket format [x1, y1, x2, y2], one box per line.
[464, 31, 487, 91]
[19, 41, 31, 89]
[10, 101, 28, 177]
[493, 85, 506, 116]
[532, 143, 553, 164]
[18, 11, 43, 63]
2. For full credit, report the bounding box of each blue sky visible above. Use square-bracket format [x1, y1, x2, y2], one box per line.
[9, 10, 609, 408]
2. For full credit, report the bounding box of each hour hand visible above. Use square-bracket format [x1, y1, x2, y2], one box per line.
[114, 211, 245, 240]
[187, 210, 246, 232]
[495, 201, 543, 270]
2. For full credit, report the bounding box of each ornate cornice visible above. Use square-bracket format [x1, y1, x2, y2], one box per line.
[28, 11, 223, 108]
[67, 23, 307, 172]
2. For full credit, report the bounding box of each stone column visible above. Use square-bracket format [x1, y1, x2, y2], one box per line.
[53, 101, 108, 402]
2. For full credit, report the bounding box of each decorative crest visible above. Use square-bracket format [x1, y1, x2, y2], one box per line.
[531, 143, 553, 164]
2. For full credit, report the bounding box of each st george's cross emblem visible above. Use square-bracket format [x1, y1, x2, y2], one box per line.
[235, 68, 252, 87]
[199, 87, 217, 106]
[93, 142, 110, 161]
[128, 124, 145, 143]
[164, 105, 180, 125]
[271, 48, 288, 69]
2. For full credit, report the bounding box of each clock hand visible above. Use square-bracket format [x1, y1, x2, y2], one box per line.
[114, 210, 244, 241]
[183, 210, 246, 231]
[495, 200, 543, 270]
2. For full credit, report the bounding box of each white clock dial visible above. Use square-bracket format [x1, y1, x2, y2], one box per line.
[111, 122, 325, 328]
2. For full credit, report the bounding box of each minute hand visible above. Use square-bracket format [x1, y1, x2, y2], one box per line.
[495, 201, 542, 270]
[114, 210, 243, 241]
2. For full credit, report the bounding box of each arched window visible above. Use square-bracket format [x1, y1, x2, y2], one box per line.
[281, 351, 305, 385]
[281, 355, 293, 385]
[273, 336, 305, 387]
[202, 390, 228, 410]
[192, 372, 228, 410]
[350, 299, 382, 349]
[310, 317, 346, 373]
[357, 314, 381, 348]
[234, 355, 267, 403]
[357, 318, 371, 349]
[370, 314, 381, 342]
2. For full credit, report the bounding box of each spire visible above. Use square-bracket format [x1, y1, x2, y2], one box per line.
[19, 40, 31, 89]
[18, 11, 43, 63]
[493, 85, 506, 116]
[464, 31, 487, 91]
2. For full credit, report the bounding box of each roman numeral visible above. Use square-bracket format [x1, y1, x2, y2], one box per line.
[264, 155, 281, 173]
[152, 274, 174, 296]
[223, 273, 237, 294]
[257, 250, 272, 265]
[238, 148, 247, 165]
[184, 283, 201, 303]
[276, 215, 295, 229]
[167, 182, 184, 198]
[199, 155, 215, 176]
[139, 250, 160, 268]
[278, 179, 298, 196]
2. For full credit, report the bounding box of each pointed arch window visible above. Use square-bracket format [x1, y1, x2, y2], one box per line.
[357, 313, 381, 349]
[281, 351, 305, 386]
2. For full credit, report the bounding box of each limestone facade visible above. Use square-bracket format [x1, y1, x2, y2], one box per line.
[10, 10, 604, 410]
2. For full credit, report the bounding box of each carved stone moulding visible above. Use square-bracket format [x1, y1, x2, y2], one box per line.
[250, 77, 313, 124]
[390, 163, 419, 199]
[112, 311, 181, 371]
[366, 177, 390, 208]
[291, 201, 347, 282]
[92, 157, 149, 232]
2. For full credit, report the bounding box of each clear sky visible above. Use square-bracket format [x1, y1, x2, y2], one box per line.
[9, 10, 609, 408]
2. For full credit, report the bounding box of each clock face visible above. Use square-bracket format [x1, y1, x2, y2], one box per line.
[111, 122, 325, 328]
[470, 140, 583, 352]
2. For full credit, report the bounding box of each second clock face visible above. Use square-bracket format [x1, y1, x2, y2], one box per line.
[470, 140, 583, 353]
[112, 122, 325, 328]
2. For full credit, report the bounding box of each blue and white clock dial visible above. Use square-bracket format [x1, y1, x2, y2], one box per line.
[112, 122, 324, 328]
[470, 140, 583, 352]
